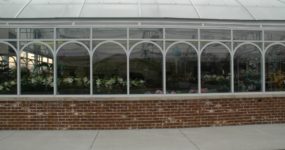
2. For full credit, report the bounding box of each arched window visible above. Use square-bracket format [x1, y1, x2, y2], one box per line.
[0, 43, 17, 94]
[93, 42, 127, 94]
[130, 42, 163, 94]
[266, 44, 285, 91]
[166, 43, 198, 94]
[57, 43, 90, 94]
[201, 43, 231, 93]
[21, 43, 53, 94]
[234, 44, 261, 92]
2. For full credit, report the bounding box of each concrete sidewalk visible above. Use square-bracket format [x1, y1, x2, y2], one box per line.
[0, 124, 284, 150]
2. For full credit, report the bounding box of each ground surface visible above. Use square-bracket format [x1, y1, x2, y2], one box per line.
[0, 124, 284, 150]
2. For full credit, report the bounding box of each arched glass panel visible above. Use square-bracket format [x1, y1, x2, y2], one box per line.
[201, 44, 231, 93]
[0, 43, 17, 94]
[21, 43, 53, 94]
[234, 44, 261, 92]
[93, 43, 127, 94]
[130, 42, 162, 94]
[266, 45, 285, 91]
[166, 43, 198, 94]
[57, 43, 90, 94]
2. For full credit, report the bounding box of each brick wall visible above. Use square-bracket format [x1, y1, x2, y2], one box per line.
[0, 97, 285, 130]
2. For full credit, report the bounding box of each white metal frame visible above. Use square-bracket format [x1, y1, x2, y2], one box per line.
[0, 22, 285, 98]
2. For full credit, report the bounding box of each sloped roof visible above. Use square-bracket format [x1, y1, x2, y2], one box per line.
[0, 0, 285, 20]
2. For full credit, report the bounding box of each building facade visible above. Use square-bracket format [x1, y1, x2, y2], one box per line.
[0, 0, 285, 129]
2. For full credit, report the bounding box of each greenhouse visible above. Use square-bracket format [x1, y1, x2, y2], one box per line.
[0, 0, 285, 130]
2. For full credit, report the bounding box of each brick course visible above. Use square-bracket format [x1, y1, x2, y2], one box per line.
[0, 97, 285, 130]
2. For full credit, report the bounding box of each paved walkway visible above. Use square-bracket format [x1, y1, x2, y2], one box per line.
[0, 124, 285, 150]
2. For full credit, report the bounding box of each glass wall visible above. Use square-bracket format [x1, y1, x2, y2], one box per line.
[266, 44, 285, 91]
[166, 43, 198, 94]
[130, 42, 163, 94]
[0, 27, 285, 95]
[21, 43, 53, 94]
[0, 43, 17, 94]
[93, 42, 127, 94]
[234, 44, 261, 92]
[57, 43, 90, 94]
[201, 43, 231, 93]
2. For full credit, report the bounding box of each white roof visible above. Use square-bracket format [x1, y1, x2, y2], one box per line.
[0, 0, 285, 20]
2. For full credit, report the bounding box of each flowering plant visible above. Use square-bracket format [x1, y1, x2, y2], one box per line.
[94, 77, 126, 94]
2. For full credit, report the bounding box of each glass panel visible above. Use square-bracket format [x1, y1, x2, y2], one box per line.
[93, 43, 127, 94]
[165, 28, 198, 39]
[166, 43, 198, 94]
[93, 28, 127, 39]
[57, 43, 90, 94]
[266, 45, 285, 91]
[265, 31, 285, 41]
[21, 44, 53, 94]
[0, 43, 17, 94]
[234, 44, 261, 92]
[130, 42, 162, 94]
[200, 29, 231, 40]
[201, 44, 231, 93]
[129, 28, 163, 39]
[20, 28, 54, 39]
[56, 28, 90, 39]
[234, 30, 262, 40]
[0, 28, 17, 39]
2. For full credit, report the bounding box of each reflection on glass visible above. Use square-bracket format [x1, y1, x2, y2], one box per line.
[0, 43, 17, 94]
[57, 28, 90, 39]
[166, 43, 198, 94]
[0, 28, 17, 39]
[21, 44, 53, 94]
[129, 28, 163, 39]
[200, 29, 231, 40]
[165, 28, 198, 39]
[234, 44, 261, 92]
[93, 28, 127, 39]
[266, 45, 285, 91]
[130, 43, 162, 94]
[264, 31, 285, 41]
[201, 44, 231, 93]
[20, 28, 54, 39]
[93, 43, 127, 94]
[234, 30, 261, 40]
[57, 43, 90, 94]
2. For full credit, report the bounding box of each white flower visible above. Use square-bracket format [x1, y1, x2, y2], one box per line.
[63, 78, 73, 84]
[96, 79, 101, 87]
[139, 80, 144, 84]
[10, 81, 16, 85]
[31, 79, 36, 84]
[117, 77, 124, 84]
[0, 85, 3, 91]
[83, 77, 88, 83]
[4, 82, 8, 86]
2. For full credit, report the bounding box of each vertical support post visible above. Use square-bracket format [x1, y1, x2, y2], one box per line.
[17, 28, 20, 96]
[163, 28, 166, 94]
[53, 27, 57, 95]
[198, 28, 201, 94]
[262, 29, 265, 92]
[127, 27, 130, 95]
[231, 29, 234, 93]
[90, 27, 93, 95]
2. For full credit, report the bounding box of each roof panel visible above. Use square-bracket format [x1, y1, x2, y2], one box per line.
[0, 0, 30, 18]
[0, 0, 284, 20]
[81, 3, 138, 17]
[18, 0, 84, 18]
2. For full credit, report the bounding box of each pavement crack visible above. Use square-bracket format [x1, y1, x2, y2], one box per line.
[178, 129, 201, 150]
[89, 131, 100, 150]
